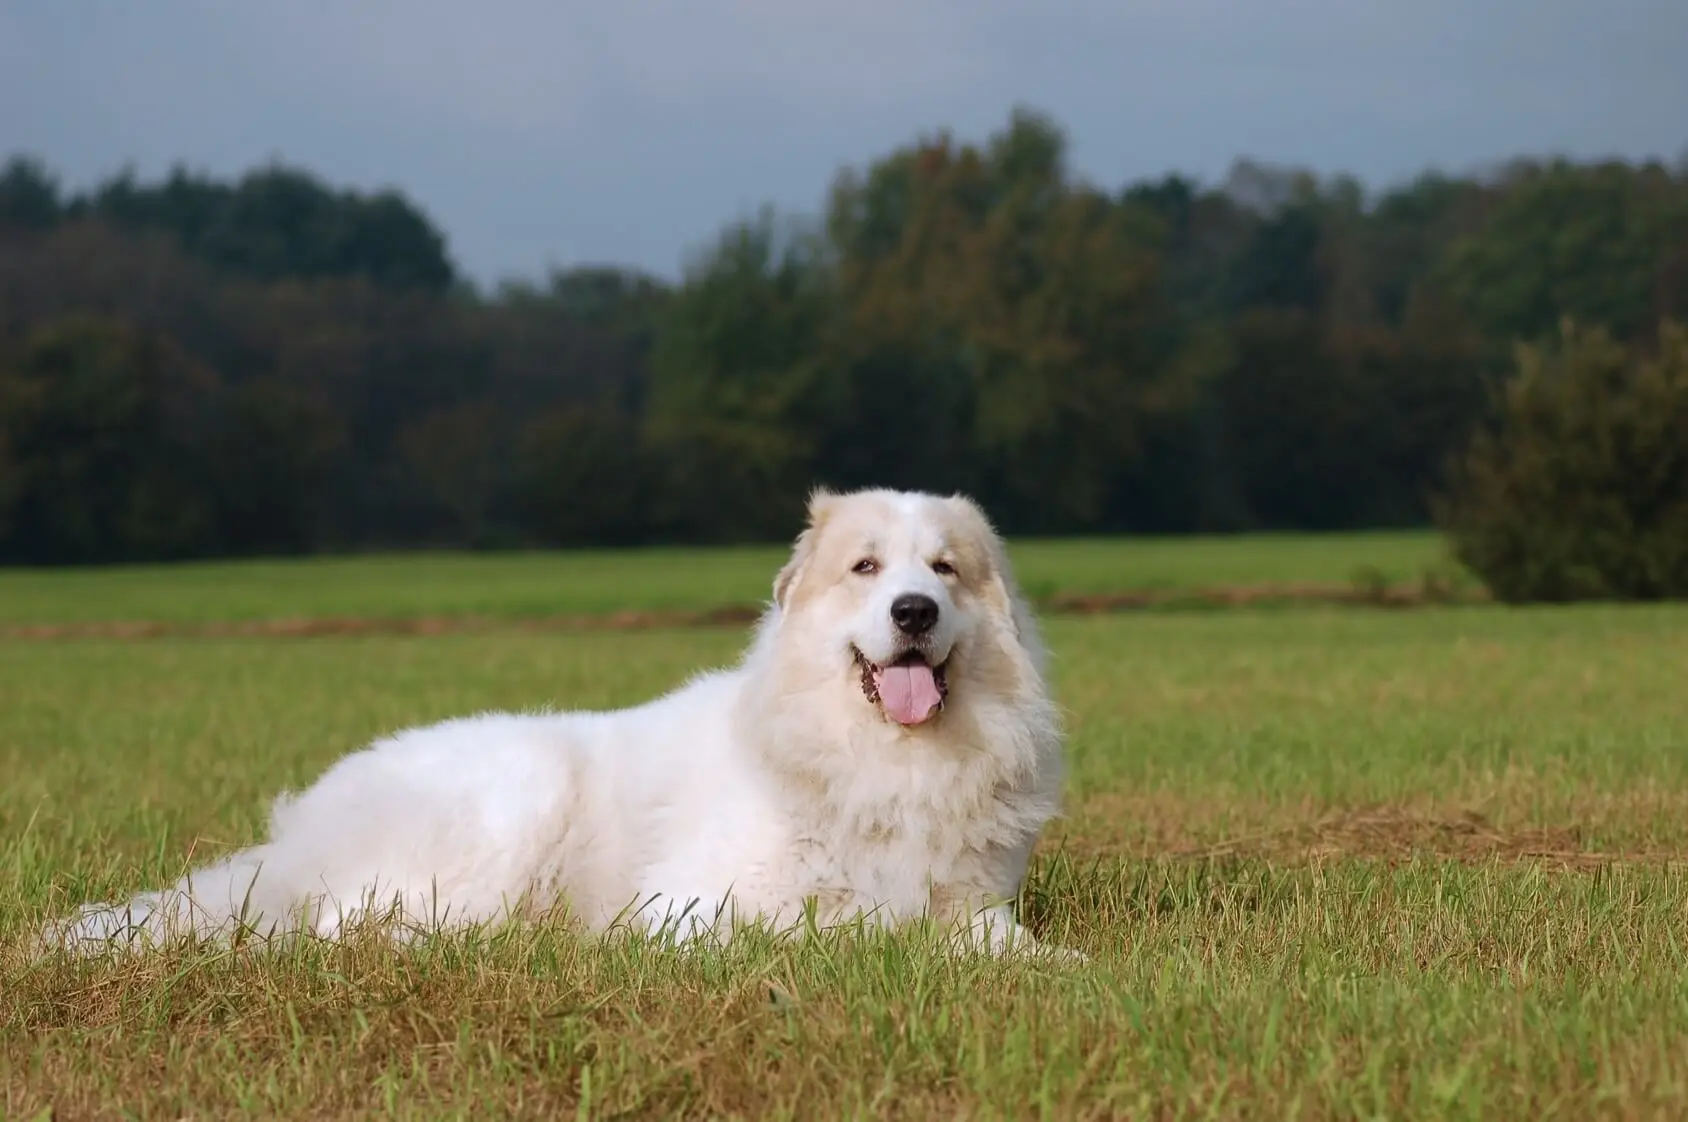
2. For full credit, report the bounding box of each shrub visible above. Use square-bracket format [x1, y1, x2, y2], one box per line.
[1434, 319, 1688, 602]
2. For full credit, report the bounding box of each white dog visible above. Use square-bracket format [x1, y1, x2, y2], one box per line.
[46, 488, 1068, 956]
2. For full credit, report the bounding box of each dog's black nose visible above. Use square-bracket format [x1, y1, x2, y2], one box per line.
[890, 593, 940, 636]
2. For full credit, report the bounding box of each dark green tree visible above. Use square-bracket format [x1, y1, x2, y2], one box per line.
[1435, 320, 1688, 601]
[1436, 161, 1687, 346]
[643, 209, 836, 541]
[0, 157, 62, 229]
[0, 316, 221, 562]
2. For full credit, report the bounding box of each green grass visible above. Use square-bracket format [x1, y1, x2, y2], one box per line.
[4, 558, 1687, 1116]
[0, 530, 1445, 626]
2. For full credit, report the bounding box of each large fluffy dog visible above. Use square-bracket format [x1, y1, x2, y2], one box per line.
[47, 488, 1067, 956]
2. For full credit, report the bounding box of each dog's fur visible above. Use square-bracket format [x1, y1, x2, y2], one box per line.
[45, 488, 1067, 955]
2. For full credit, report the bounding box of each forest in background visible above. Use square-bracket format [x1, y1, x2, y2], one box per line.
[2, 108, 1685, 563]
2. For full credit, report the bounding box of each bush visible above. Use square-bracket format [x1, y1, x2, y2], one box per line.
[1434, 320, 1688, 602]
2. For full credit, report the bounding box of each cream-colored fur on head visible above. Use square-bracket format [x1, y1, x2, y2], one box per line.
[43, 488, 1069, 958]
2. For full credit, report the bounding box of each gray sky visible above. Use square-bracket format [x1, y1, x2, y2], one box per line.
[3, 1, 1683, 287]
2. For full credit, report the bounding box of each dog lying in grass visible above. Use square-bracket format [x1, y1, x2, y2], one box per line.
[46, 488, 1071, 959]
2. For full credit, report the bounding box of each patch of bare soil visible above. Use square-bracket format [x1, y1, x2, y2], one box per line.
[0, 604, 765, 642]
[1051, 794, 1686, 869]
[1185, 805, 1608, 867]
[0, 581, 1486, 642]
[1048, 577, 1484, 614]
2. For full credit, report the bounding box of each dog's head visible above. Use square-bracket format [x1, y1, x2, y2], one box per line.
[767, 487, 1044, 729]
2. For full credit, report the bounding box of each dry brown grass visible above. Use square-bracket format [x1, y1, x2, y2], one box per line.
[1053, 790, 1688, 870]
[5, 603, 1688, 1118]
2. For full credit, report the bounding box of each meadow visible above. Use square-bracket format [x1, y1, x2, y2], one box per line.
[0, 530, 1445, 628]
[3, 533, 1687, 1119]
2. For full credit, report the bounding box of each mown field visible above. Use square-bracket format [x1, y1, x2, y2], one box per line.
[3, 535, 1687, 1119]
[0, 530, 1447, 628]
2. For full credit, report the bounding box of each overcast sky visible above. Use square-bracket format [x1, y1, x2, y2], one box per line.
[3, 1, 1683, 287]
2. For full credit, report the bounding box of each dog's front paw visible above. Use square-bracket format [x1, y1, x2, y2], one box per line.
[1022, 941, 1089, 965]
[945, 906, 1088, 965]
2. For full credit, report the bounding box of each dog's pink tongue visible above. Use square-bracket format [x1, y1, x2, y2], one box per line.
[875, 663, 942, 725]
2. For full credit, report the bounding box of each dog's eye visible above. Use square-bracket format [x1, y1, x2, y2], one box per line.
[931, 560, 956, 577]
[851, 558, 879, 576]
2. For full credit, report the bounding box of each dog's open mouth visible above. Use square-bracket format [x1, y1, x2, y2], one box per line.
[855, 648, 949, 726]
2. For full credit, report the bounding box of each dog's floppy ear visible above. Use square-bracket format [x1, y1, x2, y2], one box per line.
[945, 493, 1030, 640]
[772, 487, 839, 610]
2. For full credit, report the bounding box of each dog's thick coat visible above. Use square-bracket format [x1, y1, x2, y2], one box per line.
[49, 489, 1066, 954]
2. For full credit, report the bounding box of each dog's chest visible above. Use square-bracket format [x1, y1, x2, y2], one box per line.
[775, 798, 1004, 914]
[741, 755, 1043, 921]
[777, 830, 931, 915]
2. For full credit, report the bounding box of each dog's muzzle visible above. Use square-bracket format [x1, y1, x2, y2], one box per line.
[855, 648, 949, 726]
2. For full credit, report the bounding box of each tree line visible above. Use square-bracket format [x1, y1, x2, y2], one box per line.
[2, 108, 1685, 563]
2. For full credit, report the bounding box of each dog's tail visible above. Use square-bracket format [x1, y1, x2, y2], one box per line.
[40, 847, 280, 955]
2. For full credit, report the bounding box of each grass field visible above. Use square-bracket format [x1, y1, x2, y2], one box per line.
[0, 530, 1448, 627]
[3, 535, 1687, 1118]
